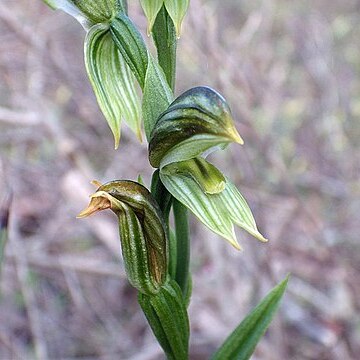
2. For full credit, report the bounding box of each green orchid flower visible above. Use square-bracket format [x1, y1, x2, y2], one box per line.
[149, 86, 267, 250]
[77, 180, 168, 294]
[42, 0, 142, 148]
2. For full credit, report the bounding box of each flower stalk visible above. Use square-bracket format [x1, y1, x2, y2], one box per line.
[41, 1, 288, 358]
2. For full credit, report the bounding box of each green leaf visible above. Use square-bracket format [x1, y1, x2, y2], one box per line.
[211, 276, 289, 360]
[138, 280, 190, 360]
[85, 24, 142, 148]
[149, 86, 243, 168]
[140, 0, 164, 35]
[77, 180, 168, 295]
[152, 5, 177, 90]
[42, 0, 124, 29]
[142, 56, 174, 139]
[164, 0, 189, 38]
[160, 159, 267, 249]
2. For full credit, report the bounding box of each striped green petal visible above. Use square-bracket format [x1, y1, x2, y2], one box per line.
[160, 159, 267, 249]
[164, 0, 189, 38]
[161, 157, 225, 195]
[110, 13, 174, 139]
[85, 24, 142, 148]
[140, 0, 164, 35]
[110, 13, 149, 89]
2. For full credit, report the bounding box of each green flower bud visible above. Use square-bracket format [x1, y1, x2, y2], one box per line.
[77, 180, 167, 294]
[42, 0, 125, 29]
[148, 86, 243, 168]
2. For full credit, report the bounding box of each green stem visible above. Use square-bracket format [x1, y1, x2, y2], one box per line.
[151, 170, 173, 219]
[151, 171, 177, 278]
[173, 199, 190, 296]
[152, 6, 190, 297]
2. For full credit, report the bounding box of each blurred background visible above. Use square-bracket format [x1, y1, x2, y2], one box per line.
[0, 0, 359, 359]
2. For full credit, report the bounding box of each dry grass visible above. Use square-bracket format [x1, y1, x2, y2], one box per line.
[0, 0, 359, 359]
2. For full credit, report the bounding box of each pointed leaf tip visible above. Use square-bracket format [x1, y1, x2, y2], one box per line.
[211, 276, 289, 360]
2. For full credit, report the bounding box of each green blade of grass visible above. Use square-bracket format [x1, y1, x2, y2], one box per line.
[211, 275, 289, 360]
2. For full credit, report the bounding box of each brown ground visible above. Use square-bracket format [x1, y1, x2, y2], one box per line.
[0, 0, 359, 359]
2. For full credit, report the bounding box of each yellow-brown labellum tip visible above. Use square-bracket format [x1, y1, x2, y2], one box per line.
[76, 193, 111, 218]
[91, 180, 103, 188]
